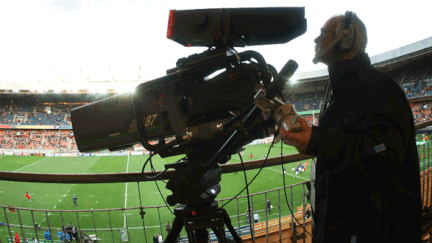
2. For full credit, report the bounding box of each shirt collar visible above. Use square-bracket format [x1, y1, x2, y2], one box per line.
[327, 52, 371, 94]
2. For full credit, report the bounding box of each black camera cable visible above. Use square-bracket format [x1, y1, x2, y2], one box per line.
[219, 131, 312, 238]
[220, 138, 275, 209]
[219, 138, 275, 243]
[279, 131, 312, 237]
[140, 154, 175, 215]
[239, 152, 255, 242]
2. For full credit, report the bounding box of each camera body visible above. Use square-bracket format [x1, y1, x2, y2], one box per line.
[71, 7, 307, 157]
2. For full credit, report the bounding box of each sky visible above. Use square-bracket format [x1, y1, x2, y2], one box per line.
[1, 0, 432, 83]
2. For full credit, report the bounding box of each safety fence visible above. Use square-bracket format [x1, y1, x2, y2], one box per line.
[1, 180, 313, 243]
[420, 142, 432, 210]
[1, 142, 432, 243]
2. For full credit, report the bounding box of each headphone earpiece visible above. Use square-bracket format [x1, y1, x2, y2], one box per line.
[336, 11, 355, 51]
[312, 11, 358, 64]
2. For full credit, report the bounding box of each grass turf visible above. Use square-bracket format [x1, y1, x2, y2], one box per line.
[0, 143, 312, 242]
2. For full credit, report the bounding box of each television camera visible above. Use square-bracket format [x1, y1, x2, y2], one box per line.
[71, 7, 306, 242]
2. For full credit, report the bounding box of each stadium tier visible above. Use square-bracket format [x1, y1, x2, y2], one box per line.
[1, 50, 431, 130]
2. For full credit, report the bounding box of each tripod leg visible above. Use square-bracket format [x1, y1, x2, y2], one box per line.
[186, 228, 195, 243]
[221, 208, 243, 243]
[211, 227, 229, 243]
[164, 217, 183, 243]
[212, 227, 221, 241]
[193, 229, 210, 243]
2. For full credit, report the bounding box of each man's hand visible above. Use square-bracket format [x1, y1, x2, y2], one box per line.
[276, 116, 312, 153]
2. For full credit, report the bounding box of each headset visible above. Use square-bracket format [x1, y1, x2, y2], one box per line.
[316, 12, 355, 116]
[313, 11, 355, 64]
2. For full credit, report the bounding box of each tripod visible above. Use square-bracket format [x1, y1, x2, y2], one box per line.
[160, 61, 296, 242]
[164, 201, 243, 243]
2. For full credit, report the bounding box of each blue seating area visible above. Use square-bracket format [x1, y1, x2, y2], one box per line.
[21, 113, 66, 126]
[285, 90, 324, 112]
[291, 99, 321, 112]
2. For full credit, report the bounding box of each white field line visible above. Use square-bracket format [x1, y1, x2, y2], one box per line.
[230, 156, 310, 180]
[265, 167, 309, 181]
[13, 157, 49, 172]
[39, 157, 99, 224]
[124, 154, 130, 228]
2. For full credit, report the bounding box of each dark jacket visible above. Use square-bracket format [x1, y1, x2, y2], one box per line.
[65, 226, 72, 237]
[305, 53, 421, 242]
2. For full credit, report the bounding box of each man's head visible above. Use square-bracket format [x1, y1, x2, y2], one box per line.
[313, 11, 367, 65]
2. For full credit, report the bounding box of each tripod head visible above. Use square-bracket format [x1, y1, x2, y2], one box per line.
[165, 150, 224, 206]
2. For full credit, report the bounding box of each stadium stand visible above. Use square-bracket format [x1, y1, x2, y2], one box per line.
[0, 92, 432, 151]
[0, 37, 431, 154]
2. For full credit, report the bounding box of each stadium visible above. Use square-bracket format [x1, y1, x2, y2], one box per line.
[1, 6, 432, 243]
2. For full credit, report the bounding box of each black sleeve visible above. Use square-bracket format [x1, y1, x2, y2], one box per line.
[305, 112, 406, 174]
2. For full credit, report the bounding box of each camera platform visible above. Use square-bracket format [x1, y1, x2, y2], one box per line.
[164, 201, 242, 243]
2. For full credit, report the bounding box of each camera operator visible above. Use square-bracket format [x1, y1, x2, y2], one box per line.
[280, 12, 421, 242]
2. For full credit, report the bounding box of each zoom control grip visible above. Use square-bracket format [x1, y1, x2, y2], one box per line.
[273, 103, 302, 133]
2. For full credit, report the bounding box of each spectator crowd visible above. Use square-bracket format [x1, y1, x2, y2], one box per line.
[0, 129, 76, 150]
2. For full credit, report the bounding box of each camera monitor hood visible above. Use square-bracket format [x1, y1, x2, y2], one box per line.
[168, 7, 306, 47]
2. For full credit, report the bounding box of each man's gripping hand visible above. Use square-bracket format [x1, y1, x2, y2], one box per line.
[275, 116, 312, 154]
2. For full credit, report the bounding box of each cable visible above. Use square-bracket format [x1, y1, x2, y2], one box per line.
[153, 176, 174, 215]
[141, 153, 168, 180]
[140, 153, 175, 215]
[219, 133, 312, 237]
[218, 138, 276, 243]
[280, 134, 312, 237]
[137, 182, 148, 242]
[149, 155, 167, 184]
[220, 139, 275, 208]
[239, 152, 254, 243]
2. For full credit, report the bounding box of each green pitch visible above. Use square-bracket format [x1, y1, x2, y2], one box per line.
[0, 143, 312, 242]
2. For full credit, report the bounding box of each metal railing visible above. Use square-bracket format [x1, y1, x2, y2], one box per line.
[1, 180, 313, 243]
[421, 142, 432, 210]
[2, 118, 432, 242]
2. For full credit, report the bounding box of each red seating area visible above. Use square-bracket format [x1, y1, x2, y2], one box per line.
[413, 101, 432, 124]
[0, 129, 76, 150]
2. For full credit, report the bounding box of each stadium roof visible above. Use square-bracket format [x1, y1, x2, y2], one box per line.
[0, 79, 141, 94]
[2, 36, 432, 94]
[292, 36, 432, 82]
